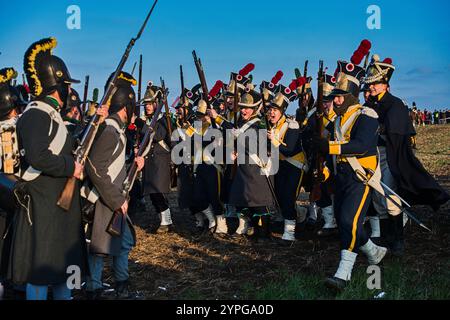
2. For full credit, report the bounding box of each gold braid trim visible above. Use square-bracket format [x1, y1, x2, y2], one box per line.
[118, 73, 137, 86]
[0, 68, 18, 84]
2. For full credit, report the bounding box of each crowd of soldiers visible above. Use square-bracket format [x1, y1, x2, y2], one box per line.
[0, 36, 449, 300]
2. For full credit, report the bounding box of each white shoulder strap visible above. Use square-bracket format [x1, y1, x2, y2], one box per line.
[104, 119, 126, 183]
[21, 101, 68, 181]
[81, 119, 126, 204]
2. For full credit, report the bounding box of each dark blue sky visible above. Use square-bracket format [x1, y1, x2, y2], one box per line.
[1, 0, 449, 112]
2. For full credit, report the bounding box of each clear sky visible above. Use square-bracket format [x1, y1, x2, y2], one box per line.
[1, 0, 449, 113]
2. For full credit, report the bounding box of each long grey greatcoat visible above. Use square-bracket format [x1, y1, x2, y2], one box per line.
[221, 117, 275, 208]
[85, 114, 135, 256]
[136, 115, 171, 195]
[8, 98, 88, 285]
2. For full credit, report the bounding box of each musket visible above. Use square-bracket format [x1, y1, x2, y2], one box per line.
[131, 61, 137, 76]
[363, 51, 371, 69]
[310, 60, 325, 203]
[138, 54, 143, 108]
[300, 60, 309, 107]
[260, 86, 269, 129]
[179, 65, 187, 125]
[81, 75, 89, 120]
[92, 88, 99, 104]
[160, 77, 173, 137]
[133, 55, 144, 149]
[107, 95, 165, 236]
[57, 0, 159, 211]
[192, 50, 217, 128]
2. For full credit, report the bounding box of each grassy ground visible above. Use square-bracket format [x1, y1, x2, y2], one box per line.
[102, 124, 450, 300]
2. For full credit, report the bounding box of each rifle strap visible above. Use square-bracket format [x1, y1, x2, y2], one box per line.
[81, 118, 126, 204]
[21, 101, 68, 182]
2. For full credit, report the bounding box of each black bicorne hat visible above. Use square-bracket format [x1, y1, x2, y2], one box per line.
[261, 71, 284, 105]
[362, 55, 395, 85]
[238, 84, 262, 109]
[329, 39, 372, 99]
[225, 63, 255, 97]
[269, 80, 298, 112]
[323, 74, 338, 101]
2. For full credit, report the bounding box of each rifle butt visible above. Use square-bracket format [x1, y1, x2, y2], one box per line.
[57, 176, 77, 211]
[107, 211, 123, 237]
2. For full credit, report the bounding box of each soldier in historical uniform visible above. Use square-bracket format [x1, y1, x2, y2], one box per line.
[266, 80, 306, 242]
[173, 85, 216, 233]
[209, 82, 276, 242]
[212, 64, 255, 235]
[0, 67, 27, 299]
[189, 96, 225, 234]
[314, 44, 389, 290]
[135, 83, 174, 233]
[362, 55, 450, 255]
[61, 88, 84, 138]
[312, 74, 339, 237]
[8, 38, 88, 300]
[84, 71, 144, 300]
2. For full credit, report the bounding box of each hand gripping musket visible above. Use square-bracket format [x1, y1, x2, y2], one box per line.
[310, 60, 325, 202]
[107, 94, 165, 237]
[57, 0, 159, 211]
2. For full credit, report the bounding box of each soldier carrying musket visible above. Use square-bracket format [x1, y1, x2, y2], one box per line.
[136, 82, 175, 234]
[84, 71, 145, 299]
[8, 37, 88, 300]
[209, 71, 276, 242]
[265, 76, 308, 243]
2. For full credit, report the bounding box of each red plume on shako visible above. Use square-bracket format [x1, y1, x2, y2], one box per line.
[288, 79, 299, 93]
[208, 80, 223, 100]
[351, 39, 372, 65]
[270, 71, 284, 88]
[329, 39, 371, 98]
[295, 77, 307, 89]
[237, 63, 255, 81]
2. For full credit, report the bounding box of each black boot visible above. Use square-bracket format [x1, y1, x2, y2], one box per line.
[85, 288, 105, 300]
[324, 277, 348, 291]
[115, 280, 144, 300]
[389, 214, 405, 257]
[256, 215, 272, 244]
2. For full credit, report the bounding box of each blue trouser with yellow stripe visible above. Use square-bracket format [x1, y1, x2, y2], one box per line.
[334, 163, 372, 251]
[275, 161, 304, 220]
